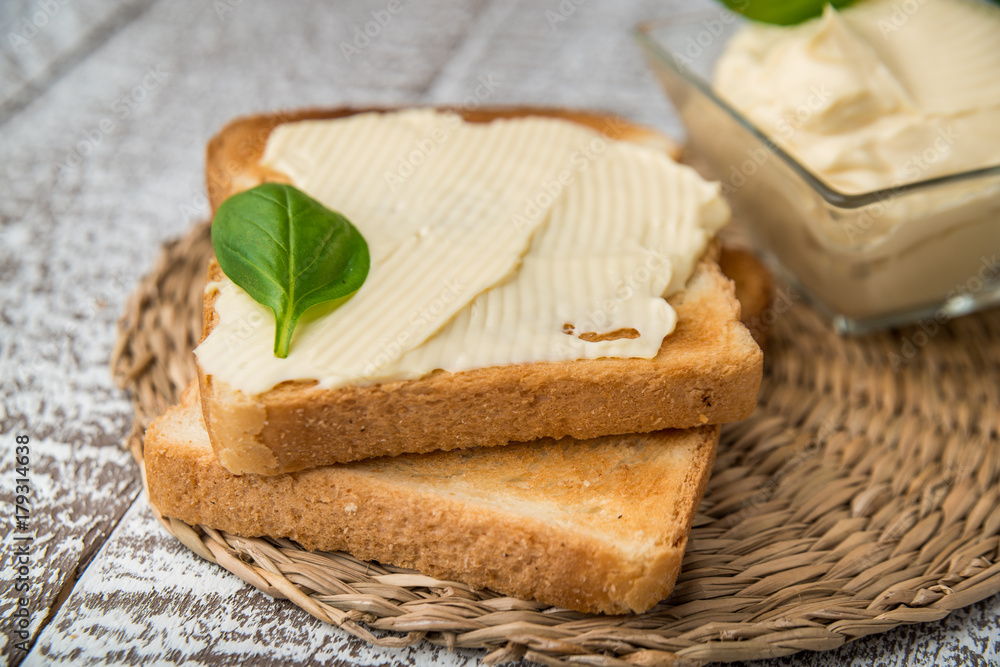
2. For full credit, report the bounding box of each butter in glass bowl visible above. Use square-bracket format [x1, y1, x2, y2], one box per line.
[637, 0, 1000, 334]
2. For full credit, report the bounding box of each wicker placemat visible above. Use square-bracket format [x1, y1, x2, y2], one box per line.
[112, 220, 1000, 666]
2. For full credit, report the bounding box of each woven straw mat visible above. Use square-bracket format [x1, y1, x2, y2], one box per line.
[112, 220, 1000, 666]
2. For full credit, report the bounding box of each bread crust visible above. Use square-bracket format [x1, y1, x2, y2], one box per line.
[718, 247, 774, 347]
[146, 386, 719, 615]
[198, 107, 763, 475]
[204, 106, 681, 211]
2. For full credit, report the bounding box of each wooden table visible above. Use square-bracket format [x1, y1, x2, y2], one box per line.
[2, 1, 997, 664]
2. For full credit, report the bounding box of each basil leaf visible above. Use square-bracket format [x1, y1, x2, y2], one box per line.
[211, 183, 370, 358]
[721, 0, 858, 26]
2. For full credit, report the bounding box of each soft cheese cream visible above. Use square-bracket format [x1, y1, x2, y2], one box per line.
[704, 0, 1000, 323]
[195, 110, 728, 394]
[714, 0, 1000, 196]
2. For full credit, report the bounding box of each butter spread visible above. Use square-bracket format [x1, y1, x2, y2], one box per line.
[705, 0, 1000, 321]
[714, 0, 1000, 195]
[380, 143, 729, 380]
[195, 110, 728, 394]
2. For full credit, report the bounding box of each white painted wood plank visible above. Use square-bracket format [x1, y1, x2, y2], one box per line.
[0, 0, 155, 121]
[423, 0, 699, 139]
[27, 498, 486, 666]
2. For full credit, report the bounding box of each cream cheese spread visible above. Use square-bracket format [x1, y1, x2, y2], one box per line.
[195, 110, 728, 394]
[706, 0, 1000, 321]
[714, 0, 1000, 195]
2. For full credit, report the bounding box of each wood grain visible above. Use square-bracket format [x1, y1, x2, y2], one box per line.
[24, 499, 485, 666]
[3, 0, 998, 665]
[0, 0, 156, 123]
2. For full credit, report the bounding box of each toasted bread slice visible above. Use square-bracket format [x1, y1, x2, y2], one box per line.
[146, 383, 719, 615]
[719, 247, 774, 347]
[204, 107, 683, 210]
[198, 108, 763, 475]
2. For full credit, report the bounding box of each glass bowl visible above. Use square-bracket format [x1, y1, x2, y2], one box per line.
[636, 10, 1000, 334]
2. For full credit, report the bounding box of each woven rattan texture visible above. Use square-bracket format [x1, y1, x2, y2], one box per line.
[113, 221, 1000, 666]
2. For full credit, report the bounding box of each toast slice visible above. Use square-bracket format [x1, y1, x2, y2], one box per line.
[198, 108, 763, 475]
[146, 383, 719, 615]
[204, 107, 685, 210]
[719, 246, 774, 347]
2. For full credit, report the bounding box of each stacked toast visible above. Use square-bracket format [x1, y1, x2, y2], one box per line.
[144, 108, 766, 614]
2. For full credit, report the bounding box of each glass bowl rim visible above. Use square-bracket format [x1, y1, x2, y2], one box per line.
[634, 14, 1000, 211]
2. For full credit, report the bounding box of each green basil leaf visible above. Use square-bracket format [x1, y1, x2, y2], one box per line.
[211, 183, 370, 358]
[721, 0, 858, 26]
